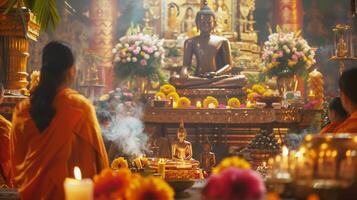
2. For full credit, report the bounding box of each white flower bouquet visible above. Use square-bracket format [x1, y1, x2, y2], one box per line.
[112, 32, 166, 82]
[262, 31, 316, 77]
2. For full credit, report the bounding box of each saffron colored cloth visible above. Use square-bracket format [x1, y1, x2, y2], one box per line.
[320, 122, 342, 135]
[334, 111, 357, 134]
[10, 88, 109, 200]
[0, 114, 13, 186]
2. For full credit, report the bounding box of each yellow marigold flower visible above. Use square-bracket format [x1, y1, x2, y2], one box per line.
[212, 156, 251, 174]
[160, 84, 176, 95]
[252, 84, 266, 95]
[140, 51, 146, 56]
[94, 168, 132, 199]
[227, 98, 241, 108]
[247, 92, 258, 102]
[203, 96, 219, 108]
[177, 97, 191, 108]
[246, 89, 253, 94]
[126, 176, 174, 200]
[155, 92, 166, 100]
[263, 90, 273, 97]
[111, 157, 129, 170]
[166, 92, 180, 102]
[288, 59, 297, 67]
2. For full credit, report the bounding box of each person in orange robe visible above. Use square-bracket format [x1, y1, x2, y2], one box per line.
[0, 82, 14, 187]
[334, 68, 357, 134]
[320, 97, 348, 134]
[10, 41, 109, 200]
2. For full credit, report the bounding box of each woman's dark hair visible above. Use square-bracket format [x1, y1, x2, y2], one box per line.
[329, 97, 348, 119]
[30, 41, 74, 132]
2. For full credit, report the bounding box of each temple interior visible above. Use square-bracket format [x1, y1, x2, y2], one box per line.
[1, 0, 357, 200]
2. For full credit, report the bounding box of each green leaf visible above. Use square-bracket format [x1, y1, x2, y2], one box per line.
[31, 0, 60, 30]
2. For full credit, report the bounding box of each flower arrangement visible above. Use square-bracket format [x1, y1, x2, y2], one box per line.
[94, 168, 174, 200]
[112, 27, 166, 83]
[111, 157, 129, 170]
[227, 98, 241, 108]
[212, 156, 251, 174]
[203, 96, 219, 108]
[160, 84, 176, 95]
[177, 97, 191, 108]
[262, 31, 316, 77]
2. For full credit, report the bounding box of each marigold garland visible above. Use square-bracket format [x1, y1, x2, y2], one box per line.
[212, 156, 251, 174]
[155, 92, 166, 100]
[166, 92, 180, 102]
[126, 176, 174, 200]
[177, 97, 191, 108]
[160, 84, 176, 95]
[227, 98, 241, 108]
[111, 157, 129, 170]
[203, 96, 219, 108]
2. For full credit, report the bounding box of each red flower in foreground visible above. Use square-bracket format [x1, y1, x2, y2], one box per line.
[203, 167, 266, 200]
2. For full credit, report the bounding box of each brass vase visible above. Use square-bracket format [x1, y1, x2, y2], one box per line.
[276, 73, 298, 96]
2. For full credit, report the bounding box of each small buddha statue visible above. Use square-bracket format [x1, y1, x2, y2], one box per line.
[169, 1, 247, 89]
[200, 141, 216, 173]
[171, 120, 193, 160]
[337, 37, 348, 58]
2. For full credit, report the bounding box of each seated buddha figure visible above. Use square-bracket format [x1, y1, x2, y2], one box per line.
[170, 2, 247, 89]
[171, 120, 193, 160]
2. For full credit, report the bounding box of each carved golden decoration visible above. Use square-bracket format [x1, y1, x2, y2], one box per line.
[144, 107, 318, 126]
[0, 8, 39, 93]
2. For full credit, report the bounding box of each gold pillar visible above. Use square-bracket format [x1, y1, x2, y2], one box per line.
[89, 0, 116, 93]
[274, 0, 305, 98]
[0, 7, 39, 93]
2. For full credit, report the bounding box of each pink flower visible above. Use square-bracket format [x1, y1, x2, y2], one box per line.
[147, 47, 154, 54]
[271, 57, 277, 63]
[133, 49, 140, 55]
[292, 54, 298, 61]
[128, 45, 136, 51]
[277, 51, 283, 57]
[140, 59, 147, 66]
[203, 167, 266, 200]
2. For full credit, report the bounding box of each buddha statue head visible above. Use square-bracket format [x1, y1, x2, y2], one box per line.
[195, 1, 216, 34]
[177, 119, 187, 142]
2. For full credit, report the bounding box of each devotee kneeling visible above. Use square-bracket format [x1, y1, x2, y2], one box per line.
[334, 67, 357, 133]
[320, 97, 348, 134]
[10, 41, 109, 200]
[0, 82, 14, 187]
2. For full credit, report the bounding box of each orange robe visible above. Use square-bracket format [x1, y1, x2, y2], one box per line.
[0, 114, 13, 186]
[10, 88, 109, 200]
[334, 111, 357, 134]
[320, 122, 342, 135]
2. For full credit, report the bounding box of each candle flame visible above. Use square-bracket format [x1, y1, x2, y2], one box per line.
[74, 166, 82, 180]
[157, 96, 161, 100]
[282, 146, 289, 157]
[263, 161, 267, 167]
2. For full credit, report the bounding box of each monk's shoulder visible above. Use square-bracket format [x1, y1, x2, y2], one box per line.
[63, 89, 94, 112]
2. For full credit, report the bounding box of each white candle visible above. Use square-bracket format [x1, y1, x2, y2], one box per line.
[208, 103, 215, 109]
[64, 166, 93, 200]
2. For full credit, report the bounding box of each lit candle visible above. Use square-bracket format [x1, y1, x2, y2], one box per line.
[282, 145, 289, 170]
[64, 166, 93, 200]
[339, 150, 355, 179]
[196, 101, 202, 108]
[158, 158, 166, 178]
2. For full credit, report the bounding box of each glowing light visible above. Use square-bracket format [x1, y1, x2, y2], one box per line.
[74, 166, 82, 180]
[282, 146, 289, 157]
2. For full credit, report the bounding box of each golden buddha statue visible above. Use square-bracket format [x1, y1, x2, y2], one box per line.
[337, 37, 348, 58]
[199, 141, 216, 173]
[171, 120, 193, 160]
[169, 2, 247, 89]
